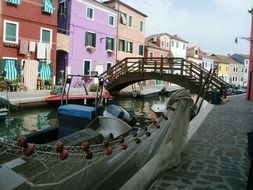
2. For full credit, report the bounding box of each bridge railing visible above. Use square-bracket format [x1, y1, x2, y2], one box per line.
[100, 57, 229, 97]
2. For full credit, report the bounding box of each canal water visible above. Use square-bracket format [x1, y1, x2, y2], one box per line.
[0, 94, 171, 139]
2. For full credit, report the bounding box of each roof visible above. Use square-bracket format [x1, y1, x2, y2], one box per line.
[146, 33, 188, 43]
[145, 38, 173, 56]
[211, 55, 241, 65]
[103, 0, 148, 17]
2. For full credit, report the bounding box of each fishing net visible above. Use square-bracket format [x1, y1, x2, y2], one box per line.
[0, 89, 192, 190]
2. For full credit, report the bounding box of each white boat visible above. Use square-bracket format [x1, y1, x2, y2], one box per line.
[103, 104, 136, 126]
[0, 108, 8, 121]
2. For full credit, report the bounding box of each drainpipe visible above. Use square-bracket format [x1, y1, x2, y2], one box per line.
[247, 9, 253, 100]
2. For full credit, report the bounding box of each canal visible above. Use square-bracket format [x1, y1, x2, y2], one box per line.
[0, 94, 171, 139]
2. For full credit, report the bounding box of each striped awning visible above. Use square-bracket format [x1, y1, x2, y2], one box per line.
[6, 0, 21, 5]
[39, 62, 52, 81]
[42, 0, 55, 14]
[3, 59, 18, 80]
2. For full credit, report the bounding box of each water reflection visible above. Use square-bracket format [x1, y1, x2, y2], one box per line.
[0, 105, 57, 139]
[0, 94, 171, 138]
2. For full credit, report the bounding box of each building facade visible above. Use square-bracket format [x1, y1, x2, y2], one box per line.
[57, 0, 117, 83]
[104, 0, 147, 62]
[231, 54, 250, 87]
[0, 0, 57, 90]
[187, 46, 214, 71]
[211, 55, 243, 87]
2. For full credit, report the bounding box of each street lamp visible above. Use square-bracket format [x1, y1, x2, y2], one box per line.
[234, 37, 251, 43]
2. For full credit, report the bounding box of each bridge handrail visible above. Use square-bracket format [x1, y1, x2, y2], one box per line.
[100, 57, 229, 98]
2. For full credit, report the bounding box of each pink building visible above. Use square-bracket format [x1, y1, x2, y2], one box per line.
[104, 0, 147, 62]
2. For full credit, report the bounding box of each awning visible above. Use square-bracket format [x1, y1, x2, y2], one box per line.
[6, 0, 21, 5]
[3, 59, 18, 80]
[42, 0, 55, 14]
[39, 61, 52, 81]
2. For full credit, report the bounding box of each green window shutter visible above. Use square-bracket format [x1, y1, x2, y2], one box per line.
[42, 29, 51, 43]
[84, 61, 90, 75]
[7, 0, 21, 5]
[106, 37, 114, 50]
[42, 0, 55, 14]
[130, 42, 133, 53]
[5, 23, 17, 42]
[87, 8, 93, 19]
[85, 32, 88, 46]
[92, 33, 96, 48]
[139, 45, 143, 56]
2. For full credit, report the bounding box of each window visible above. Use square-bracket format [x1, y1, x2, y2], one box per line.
[171, 40, 174, 47]
[6, 0, 21, 5]
[86, 7, 94, 20]
[42, 0, 55, 14]
[126, 41, 133, 53]
[58, 0, 67, 17]
[176, 42, 179, 48]
[109, 16, 114, 26]
[2, 58, 18, 80]
[139, 45, 144, 56]
[183, 44, 186, 50]
[83, 60, 91, 75]
[194, 50, 198, 55]
[245, 68, 248, 73]
[4, 20, 19, 43]
[161, 41, 164, 47]
[118, 39, 125, 52]
[150, 52, 154, 57]
[85, 32, 96, 47]
[106, 37, 114, 51]
[140, 21, 144, 32]
[41, 28, 52, 44]
[107, 62, 112, 73]
[128, 15, 133, 27]
[120, 12, 127, 25]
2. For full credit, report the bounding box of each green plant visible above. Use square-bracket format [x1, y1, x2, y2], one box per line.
[89, 83, 98, 92]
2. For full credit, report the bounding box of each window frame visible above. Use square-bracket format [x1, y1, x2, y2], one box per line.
[128, 14, 133, 28]
[3, 20, 19, 44]
[40, 27, 52, 44]
[86, 6, 94, 20]
[108, 15, 115, 27]
[83, 59, 91, 75]
[118, 39, 126, 52]
[106, 37, 114, 51]
[85, 31, 96, 48]
[126, 41, 133, 53]
[138, 44, 144, 56]
[140, 21, 144, 32]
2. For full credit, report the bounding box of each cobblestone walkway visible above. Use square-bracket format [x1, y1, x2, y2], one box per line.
[148, 94, 253, 190]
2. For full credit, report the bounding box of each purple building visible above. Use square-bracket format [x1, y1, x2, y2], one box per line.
[57, 0, 117, 84]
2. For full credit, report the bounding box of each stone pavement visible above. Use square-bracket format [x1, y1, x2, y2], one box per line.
[148, 94, 253, 190]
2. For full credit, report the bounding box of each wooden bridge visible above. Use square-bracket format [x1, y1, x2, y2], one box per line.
[100, 57, 230, 102]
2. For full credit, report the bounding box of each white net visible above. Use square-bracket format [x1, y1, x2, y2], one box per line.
[0, 89, 193, 190]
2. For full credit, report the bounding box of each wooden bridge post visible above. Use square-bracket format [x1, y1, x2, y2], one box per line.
[124, 58, 128, 75]
[200, 70, 203, 86]
[180, 58, 184, 76]
[160, 58, 163, 75]
[141, 58, 145, 75]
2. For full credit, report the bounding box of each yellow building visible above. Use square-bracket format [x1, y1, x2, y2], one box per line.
[211, 55, 243, 86]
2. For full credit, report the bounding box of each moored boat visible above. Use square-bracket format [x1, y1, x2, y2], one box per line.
[0, 89, 193, 190]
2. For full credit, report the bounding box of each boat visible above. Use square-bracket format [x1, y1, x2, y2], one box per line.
[0, 108, 8, 121]
[45, 74, 113, 108]
[0, 95, 10, 121]
[103, 104, 136, 126]
[0, 89, 193, 190]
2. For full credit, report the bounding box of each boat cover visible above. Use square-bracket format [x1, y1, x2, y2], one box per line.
[58, 104, 96, 119]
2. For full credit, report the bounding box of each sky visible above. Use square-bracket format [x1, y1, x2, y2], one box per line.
[120, 0, 253, 55]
